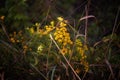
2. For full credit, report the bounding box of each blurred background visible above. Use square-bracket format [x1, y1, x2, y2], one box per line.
[0, 0, 119, 36]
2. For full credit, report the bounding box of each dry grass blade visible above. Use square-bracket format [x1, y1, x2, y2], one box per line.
[105, 59, 115, 79]
[1, 23, 10, 40]
[51, 66, 56, 80]
[79, 15, 96, 21]
[0, 72, 4, 80]
[0, 40, 18, 53]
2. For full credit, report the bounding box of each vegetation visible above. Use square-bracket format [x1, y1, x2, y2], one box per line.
[0, 0, 120, 80]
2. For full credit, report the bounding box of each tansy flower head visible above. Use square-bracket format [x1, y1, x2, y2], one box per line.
[35, 23, 40, 27]
[29, 27, 34, 34]
[37, 45, 43, 53]
[50, 21, 54, 26]
[57, 17, 64, 21]
[61, 47, 68, 55]
[0, 16, 5, 20]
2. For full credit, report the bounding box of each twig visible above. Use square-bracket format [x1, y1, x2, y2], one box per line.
[84, 5, 88, 45]
[105, 59, 114, 79]
[1, 22, 10, 40]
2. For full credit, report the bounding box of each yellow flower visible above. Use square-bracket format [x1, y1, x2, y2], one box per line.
[23, 45, 28, 49]
[63, 38, 68, 42]
[75, 38, 89, 72]
[76, 39, 82, 46]
[84, 45, 88, 50]
[35, 23, 40, 27]
[37, 45, 43, 53]
[57, 17, 64, 21]
[59, 34, 63, 38]
[60, 22, 67, 27]
[39, 29, 44, 34]
[56, 27, 60, 31]
[83, 62, 89, 72]
[61, 47, 68, 55]
[43, 31, 48, 35]
[45, 25, 55, 33]
[50, 21, 54, 26]
[75, 68, 81, 74]
[55, 36, 59, 40]
[58, 39, 62, 43]
[63, 42, 67, 46]
[0, 16, 5, 20]
[29, 27, 34, 34]
[10, 38, 15, 43]
[16, 40, 20, 42]
[60, 27, 67, 31]
[68, 40, 73, 44]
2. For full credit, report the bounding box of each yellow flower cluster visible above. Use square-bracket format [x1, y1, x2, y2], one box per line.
[9, 31, 22, 43]
[35, 17, 72, 55]
[29, 27, 35, 34]
[54, 27, 72, 46]
[75, 39, 89, 72]
[37, 21, 55, 35]
[37, 45, 43, 53]
[44, 21, 55, 34]
[23, 45, 32, 54]
[53, 17, 73, 55]
[9, 31, 31, 54]
[26, 23, 40, 34]
[23, 45, 28, 54]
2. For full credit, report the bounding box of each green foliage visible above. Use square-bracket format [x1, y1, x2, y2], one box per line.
[0, 0, 30, 31]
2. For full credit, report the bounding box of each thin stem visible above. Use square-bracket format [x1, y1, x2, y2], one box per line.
[46, 39, 53, 78]
[85, 6, 88, 45]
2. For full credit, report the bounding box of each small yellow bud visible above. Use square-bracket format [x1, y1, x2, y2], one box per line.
[57, 17, 64, 21]
[35, 23, 40, 27]
[0, 16, 5, 20]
